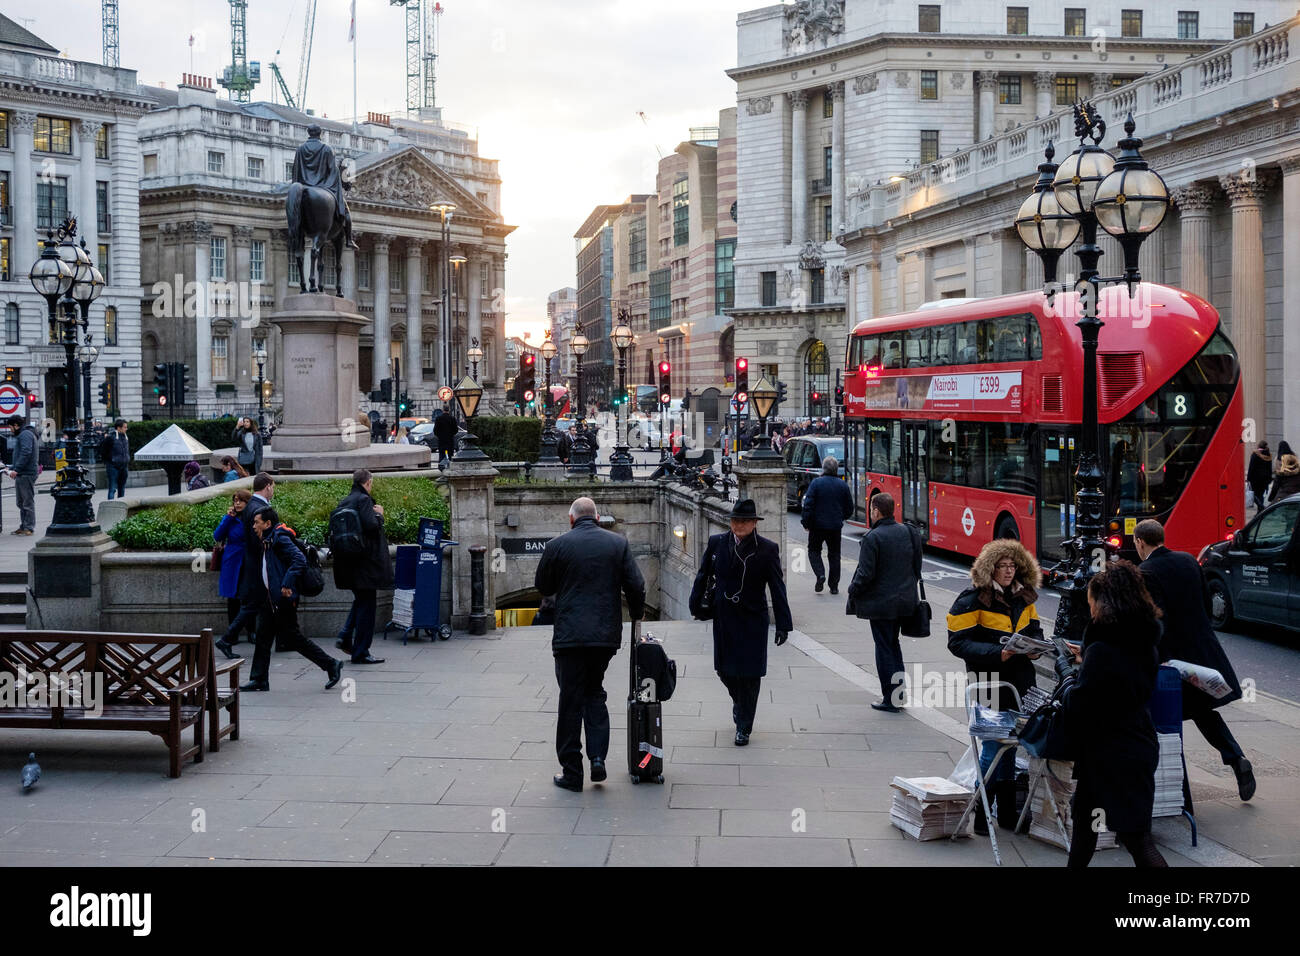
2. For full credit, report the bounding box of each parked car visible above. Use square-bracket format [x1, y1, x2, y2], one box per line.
[782, 435, 846, 510]
[1198, 493, 1300, 631]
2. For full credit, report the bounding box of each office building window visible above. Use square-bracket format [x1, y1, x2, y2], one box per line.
[207, 151, 225, 174]
[95, 124, 110, 159]
[246, 156, 264, 179]
[0, 172, 7, 225]
[36, 177, 68, 230]
[673, 178, 689, 247]
[920, 129, 939, 164]
[823, 93, 834, 118]
[810, 268, 825, 305]
[358, 251, 370, 289]
[761, 271, 777, 308]
[103, 306, 117, 346]
[390, 256, 403, 291]
[97, 244, 110, 285]
[823, 146, 833, 182]
[1121, 9, 1142, 37]
[918, 4, 940, 32]
[210, 237, 226, 280]
[715, 239, 736, 312]
[5, 303, 19, 345]
[211, 334, 229, 380]
[823, 203, 833, 241]
[0, 239, 8, 282]
[999, 75, 1022, 105]
[1112, 77, 1126, 89]
[0, 111, 8, 148]
[1006, 6, 1028, 34]
[920, 70, 938, 100]
[323, 247, 337, 290]
[34, 116, 71, 153]
[250, 240, 265, 282]
[96, 182, 109, 233]
[1234, 12, 1254, 38]
[480, 261, 489, 293]
[289, 255, 300, 286]
[1064, 8, 1086, 36]
[284, 162, 293, 181]
[649, 267, 671, 329]
[1055, 76, 1078, 106]
[629, 217, 647, 273]
[421, 340, 437, 374]
[104, 367, 118, 415]
[1177, 11, 1198, 39]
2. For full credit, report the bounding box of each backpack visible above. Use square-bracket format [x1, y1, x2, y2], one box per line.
[282, 525, 326, 598]
[328, 504, 365, 555]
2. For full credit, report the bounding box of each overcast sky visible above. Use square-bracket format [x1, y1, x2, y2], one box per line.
[25, 0, 744, 341]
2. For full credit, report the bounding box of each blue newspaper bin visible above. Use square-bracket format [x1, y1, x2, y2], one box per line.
[384, 518, 457, 643]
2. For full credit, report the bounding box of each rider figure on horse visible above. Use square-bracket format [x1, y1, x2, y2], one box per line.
[291, 124, 359, 251]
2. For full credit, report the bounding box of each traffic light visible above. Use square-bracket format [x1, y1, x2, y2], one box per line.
[397, 393, 410, 415]
[658, 360, 672, 405]
[152, 363, 169, 406]
[97, 381, 110, 406]
[735, 357, 749, 397]
[379, 378, 393, 403]
[176, 363, 192, 407]
[517, 354, 536, 410]
[682, 390, 691, 412]
[776, 380, 788, 411]
[834, 384, 844, 406]
[811, 390, 821, 403]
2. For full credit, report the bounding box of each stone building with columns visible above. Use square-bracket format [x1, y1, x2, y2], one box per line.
[136, 77, 512, 419]
[0, 15, 150, 423]
[728, 0, 1291, 419]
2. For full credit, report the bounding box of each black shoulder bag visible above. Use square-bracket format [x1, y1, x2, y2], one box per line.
[899, 527, 932, 638]
[696, 548, 717, 621]
[1018, 677, 1077, 760]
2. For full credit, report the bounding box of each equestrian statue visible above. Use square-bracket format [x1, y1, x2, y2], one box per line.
[285, 124, 358, 297]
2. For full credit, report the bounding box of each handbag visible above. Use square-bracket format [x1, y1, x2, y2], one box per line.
[900, 580, 932, 637]
[1018, 677, 1077, 760]
[696, 552, 717, 621]
[210, 541, 225, 573]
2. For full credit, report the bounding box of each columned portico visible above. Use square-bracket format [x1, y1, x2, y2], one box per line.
[189, 221, 213, 397]
[372, 237, 392, 389]
[829, 81, 845, 236]
[1281, 158, 1300, 447]
[1171, 182, 1217, 302]
[789, 90, 809, 249]
[405, 239, 424, 388]
[12, 112, 38, 275]
[1220, 171, 1275, 452]
[977, 71, 998, 140]
[78, 120, 100, 257]
[1033, 71, 1054, 120]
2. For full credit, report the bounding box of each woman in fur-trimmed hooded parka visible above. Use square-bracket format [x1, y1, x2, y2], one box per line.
[946, 538, 1045, 833]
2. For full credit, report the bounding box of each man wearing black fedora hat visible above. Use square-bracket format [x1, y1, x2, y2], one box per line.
[689, 498, 794, 745]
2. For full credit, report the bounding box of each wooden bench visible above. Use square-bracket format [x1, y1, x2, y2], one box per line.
[0, 629, 213, 778]
[207, 651, 242, 753]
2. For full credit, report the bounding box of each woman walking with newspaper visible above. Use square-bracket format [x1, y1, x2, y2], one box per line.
[946, 539, 1045, 835]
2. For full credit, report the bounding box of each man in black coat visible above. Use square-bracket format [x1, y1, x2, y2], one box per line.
[689, 498, 794, 745]
[216, 472, 276, 658]
[332, 469, 394, 664]
[433, 408, 458, 464]
[1134, 519, 1254, 801]
[846, 493, 922, 712]
[801, 455, 855, 595]
[536, 497, 646, 791]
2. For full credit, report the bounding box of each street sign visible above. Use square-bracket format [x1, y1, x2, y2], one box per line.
[0, 383, 25, 417]
[437, 385, 454, 402]
[54, 447, 67, 475]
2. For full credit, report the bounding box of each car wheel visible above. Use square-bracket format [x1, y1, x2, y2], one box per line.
[994, 515, 1020, 541]
[1207, 577, 1233, 630]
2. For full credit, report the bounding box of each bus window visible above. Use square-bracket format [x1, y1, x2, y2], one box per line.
[958, 423, 985, 487]
[858, 335, 881, 369]
[932, 325, 955, 365]
[987, 423, 1031, 494]
[905, 327, 931, 367]
[954, 321, 986, 364]
[848, 335, 862, 369]
[989, 315, 1028, 363]
[882, 333, 905, 369]
[929, 421, 960, 484]
[1028, 315, 1043, 360]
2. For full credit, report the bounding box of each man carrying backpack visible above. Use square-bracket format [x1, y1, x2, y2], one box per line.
[330, 468, 393, 664]
[239, 506, 344, 692]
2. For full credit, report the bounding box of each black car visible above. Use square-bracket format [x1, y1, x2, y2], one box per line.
[781, 435, 845, 509]
[1198, 493, 1300, 631]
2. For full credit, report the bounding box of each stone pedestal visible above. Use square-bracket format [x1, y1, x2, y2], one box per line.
[27, 532, 118, 630]
[447, 456, 499, 634]
[735, 454, 791, 569]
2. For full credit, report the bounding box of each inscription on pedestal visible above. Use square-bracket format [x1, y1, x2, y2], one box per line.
[293, 356, 317, 376]
[33, 555, 92, 598]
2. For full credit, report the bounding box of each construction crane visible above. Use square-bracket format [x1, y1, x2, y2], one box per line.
[422, 1, 443, 109]
[218, 0, 261, 101]
[101, 0, 119, 68]
[390, 0, 423, 113]
[295, 0, 318, 112]
[270, 58, 296, 109]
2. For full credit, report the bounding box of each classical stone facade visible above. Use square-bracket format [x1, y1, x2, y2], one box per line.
[0, 16, 151, 423]
[728, 0, 1293, 419]
[137, 78, 513, 418]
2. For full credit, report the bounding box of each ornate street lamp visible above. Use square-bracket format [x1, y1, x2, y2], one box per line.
[1017, 106, 1169, 650]
[430, 202, 456, 392]
[609, 311, 635, 481]
[748, 375, 780, 459]
[568, 322, 592, 470]
[451, 374, 488, 462]
[450, 253, 467, 377]
[467, 337, 483, 380]
[28, 220, 98, 534]
[538, 332, 560, 463]
[76, 339, 98, 441]
[252, 342, 269, 434]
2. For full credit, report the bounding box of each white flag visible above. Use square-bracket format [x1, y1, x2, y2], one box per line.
[348, 0, 356, 42]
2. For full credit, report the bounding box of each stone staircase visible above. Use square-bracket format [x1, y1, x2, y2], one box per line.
[0, 571, 26, 630]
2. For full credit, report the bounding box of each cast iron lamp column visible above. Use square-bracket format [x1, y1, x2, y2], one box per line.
[467, 338, 483, 381]
[748, 376, 780, 459]
[253, 342, 269, 434]
[450, 253, 467, 379]
[609, 312, 634, 481]
[452, 374, 487, 461]
[1015, 106, 1168, 647]
[568, 323, 591, 470]
[538, 332, 560, 463]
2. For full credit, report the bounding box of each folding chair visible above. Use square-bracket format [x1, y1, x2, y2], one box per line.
[952, 680, 1022, 866]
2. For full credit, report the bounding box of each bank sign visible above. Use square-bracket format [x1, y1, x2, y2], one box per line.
[853, 371, 1023, 413]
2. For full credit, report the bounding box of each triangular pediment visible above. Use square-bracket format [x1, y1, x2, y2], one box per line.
[349, 147, 496, 221]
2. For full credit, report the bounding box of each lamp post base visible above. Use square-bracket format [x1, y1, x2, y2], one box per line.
[47, 470, 99, 534]
[609, 444, 634, 481]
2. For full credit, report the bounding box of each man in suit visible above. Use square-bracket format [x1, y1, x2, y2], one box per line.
[1134, 519, 1254, 802]
[689, 498, 794, 745]
[846, 493, 923, 713]
[801, 455, 855, 595]
[536, 497, 646, 791]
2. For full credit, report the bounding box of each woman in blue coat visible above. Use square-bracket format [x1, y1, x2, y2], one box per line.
[214, 490, 255, 645]
[689, 498, 793, 745]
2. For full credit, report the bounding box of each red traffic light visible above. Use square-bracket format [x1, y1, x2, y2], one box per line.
[736, 358, 747, 371]
[811, 391, 820, 401]
[659, 361, 671, 375]
[523, 354, 535, 366]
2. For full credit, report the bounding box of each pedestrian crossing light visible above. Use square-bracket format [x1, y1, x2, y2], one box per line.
[152, 362, 169, 405]
[735, 357, 749, 395]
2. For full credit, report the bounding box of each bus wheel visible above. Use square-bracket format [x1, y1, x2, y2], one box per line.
[1207, 578, 1233, 630]
[994, 515, 1020, 541]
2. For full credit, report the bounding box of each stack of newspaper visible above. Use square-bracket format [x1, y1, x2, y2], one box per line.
[1152, 732, 1185, 818]
[1000, 632, 1056, 655]
[1026, 758, 1117, 852]
[889, 776, 974, 841]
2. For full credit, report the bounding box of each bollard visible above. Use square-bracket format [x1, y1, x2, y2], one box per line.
[469, 545, 487, 635]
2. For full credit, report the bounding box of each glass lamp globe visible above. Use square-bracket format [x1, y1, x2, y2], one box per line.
[540, 338, 557, 361]
[1015, 186, 1080, 252]
[1052, 146, 1117, 216]
[571, 331, 589, 357]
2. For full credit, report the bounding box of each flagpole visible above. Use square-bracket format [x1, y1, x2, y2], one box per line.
[351, 1, 358, 131]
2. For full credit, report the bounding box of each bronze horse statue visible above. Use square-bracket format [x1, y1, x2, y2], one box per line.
[285, 182, 346, 297]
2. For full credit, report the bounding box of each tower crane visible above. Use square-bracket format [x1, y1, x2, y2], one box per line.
[296, 0, 318, 112]
[218, 0, 261, 101]
[101, 0, 119, 68]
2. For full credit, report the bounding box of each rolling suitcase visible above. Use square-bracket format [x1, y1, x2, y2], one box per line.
[626, 622, 665, 784]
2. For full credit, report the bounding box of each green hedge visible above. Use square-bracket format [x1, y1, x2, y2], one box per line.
[474, 415, 542, 463]
[124, 417, 247, 470]
[107, 476, 450, 551]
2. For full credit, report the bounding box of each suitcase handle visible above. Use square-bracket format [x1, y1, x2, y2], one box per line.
[628, 620, 640, 699]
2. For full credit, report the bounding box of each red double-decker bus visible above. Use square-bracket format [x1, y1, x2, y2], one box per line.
[841, 283, 1244, 560]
